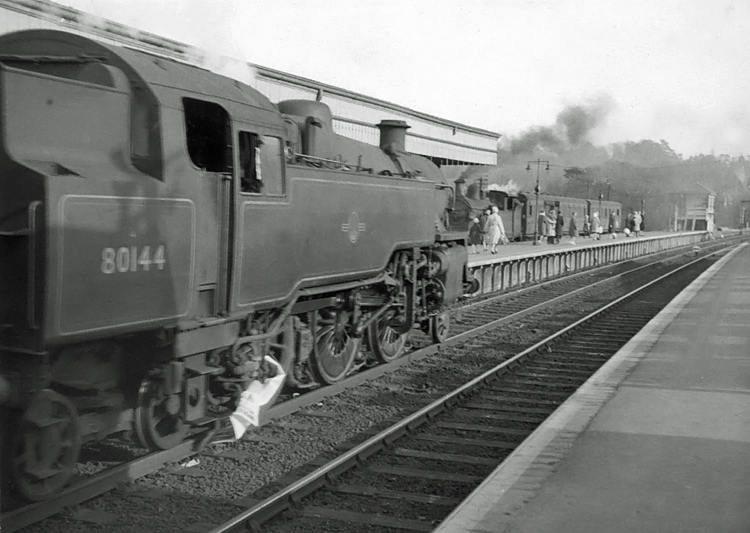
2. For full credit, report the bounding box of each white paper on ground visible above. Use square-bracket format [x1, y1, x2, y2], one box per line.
[229, 356, 286, 439]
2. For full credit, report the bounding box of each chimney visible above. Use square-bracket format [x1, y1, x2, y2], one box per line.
[377, 120, 410, 154]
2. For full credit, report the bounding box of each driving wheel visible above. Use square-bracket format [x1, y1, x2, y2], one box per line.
[134, 373, 189, 450]
[310, 309, 359, 384]
[367, 308, 408, 363]
[429, 312, 450, 343]
[6, 389, 82, 501]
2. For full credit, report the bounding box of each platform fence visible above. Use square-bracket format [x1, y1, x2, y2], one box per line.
[469, 230, 748, 294]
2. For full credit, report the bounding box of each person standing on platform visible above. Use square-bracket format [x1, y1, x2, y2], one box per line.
[468, 217, 483, 254]
[583, 214, 591, 238]
[640, 211, 646, 232]
[568, 212, 578, 245]
[537, 211, 546, 244]
[546, 208, 557, 245]
[592, 211, 602, 240]
[480, 208, 491, 252]
[486, 206, 506, 254]
[634, 211, 642, 237]
[555, 210, 565, 244]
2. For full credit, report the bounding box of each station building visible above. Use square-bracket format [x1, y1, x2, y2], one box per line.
[671, 182, 716, 232]
[0, 0, 499, 168]
[740, 193, 750, 229]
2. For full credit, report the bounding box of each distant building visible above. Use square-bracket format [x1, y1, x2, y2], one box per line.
[672, 183, 715, 232]
[740, 193, 750, 229]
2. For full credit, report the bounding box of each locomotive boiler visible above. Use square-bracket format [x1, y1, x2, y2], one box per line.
[0, 29, 476, 500]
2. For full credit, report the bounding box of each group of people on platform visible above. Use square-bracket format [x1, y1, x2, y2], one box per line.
[468, 206, 647, 254]
[537, 208, 645, 245]
[468, 206, 508, 254]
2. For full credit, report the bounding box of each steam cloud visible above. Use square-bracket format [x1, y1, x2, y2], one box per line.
[509, 95, 615, 155]
[487, 179, 521, 195]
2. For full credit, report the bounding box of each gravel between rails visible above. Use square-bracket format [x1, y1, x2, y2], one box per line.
[19, 328, 570, 532]
[20, 248, 730, 533]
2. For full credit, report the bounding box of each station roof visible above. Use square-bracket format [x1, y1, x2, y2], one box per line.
[255, 64, 499, 138]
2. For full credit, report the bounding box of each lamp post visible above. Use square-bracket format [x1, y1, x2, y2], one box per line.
[641, 197, 645, 232]
[526, 160, 550, 245]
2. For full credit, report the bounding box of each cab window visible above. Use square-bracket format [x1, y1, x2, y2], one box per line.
[183, 98, 231, 172]
[239, 132, 284, 195]
[131, 85, 163, 179]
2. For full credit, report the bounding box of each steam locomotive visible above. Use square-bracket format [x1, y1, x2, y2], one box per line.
[0, 30, 477, 500]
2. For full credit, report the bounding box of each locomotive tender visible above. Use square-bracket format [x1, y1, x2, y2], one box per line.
[0, 30, 476, 500]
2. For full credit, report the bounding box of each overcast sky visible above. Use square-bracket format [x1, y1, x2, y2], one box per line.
[58, 0, 750, 158]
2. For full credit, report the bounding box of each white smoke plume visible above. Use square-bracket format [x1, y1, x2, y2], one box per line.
[487, 179, 521, 195]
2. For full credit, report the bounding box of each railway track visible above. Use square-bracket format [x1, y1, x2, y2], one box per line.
[3, 236, 745, 532]
[207, 247, 733, 533]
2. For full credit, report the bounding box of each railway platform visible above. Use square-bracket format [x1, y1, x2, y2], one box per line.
[466, 229, 714, 265]
[464, 229, 730, 295]
[435, 243, 750, 533]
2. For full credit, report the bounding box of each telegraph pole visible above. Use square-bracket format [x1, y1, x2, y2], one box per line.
[526, 160, 550, 245]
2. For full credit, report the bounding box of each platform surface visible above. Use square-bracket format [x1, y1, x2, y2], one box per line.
[467, 230, 691, 265]
[436, 243, 750, 533]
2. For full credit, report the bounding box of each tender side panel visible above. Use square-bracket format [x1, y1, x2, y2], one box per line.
[53, 196, 195, 336]
[235, 173, 440, 307]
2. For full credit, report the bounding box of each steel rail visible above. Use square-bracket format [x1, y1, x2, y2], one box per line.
[207, 244, 738, 533]
[1, 439, 198, 532]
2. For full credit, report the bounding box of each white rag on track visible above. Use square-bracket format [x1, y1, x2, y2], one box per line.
[229, 356, 286, 439]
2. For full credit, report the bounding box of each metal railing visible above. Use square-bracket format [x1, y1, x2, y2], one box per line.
[468, 230, 746, 294]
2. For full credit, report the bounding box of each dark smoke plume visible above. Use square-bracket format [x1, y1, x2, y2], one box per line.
[509, 95, 615, 155]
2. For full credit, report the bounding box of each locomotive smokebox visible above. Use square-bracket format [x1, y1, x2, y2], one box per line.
[377, 119, 410, 154]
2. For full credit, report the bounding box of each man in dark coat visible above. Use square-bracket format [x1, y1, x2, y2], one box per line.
[555, 211, 565, 244]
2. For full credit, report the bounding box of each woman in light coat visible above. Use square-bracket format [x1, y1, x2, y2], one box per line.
[592, 212, 603, 240]
[485, 206, 506, 254]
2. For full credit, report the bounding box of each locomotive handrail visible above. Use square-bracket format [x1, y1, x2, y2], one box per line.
[27, 201, 41, 329]
[292, 152, 357, 171]
[0, 228, 30, 236]
[0, 53, 106, 64]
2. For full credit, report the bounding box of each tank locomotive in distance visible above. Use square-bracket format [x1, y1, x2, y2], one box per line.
[0, 30, 477, 501]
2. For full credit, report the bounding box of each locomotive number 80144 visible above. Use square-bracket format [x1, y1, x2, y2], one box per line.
[0, 29, 477, 501]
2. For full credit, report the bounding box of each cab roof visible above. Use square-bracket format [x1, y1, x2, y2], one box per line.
[0, 29, 283, 129]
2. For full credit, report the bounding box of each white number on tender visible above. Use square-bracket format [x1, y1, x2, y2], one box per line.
[101, 245, 166, 274]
